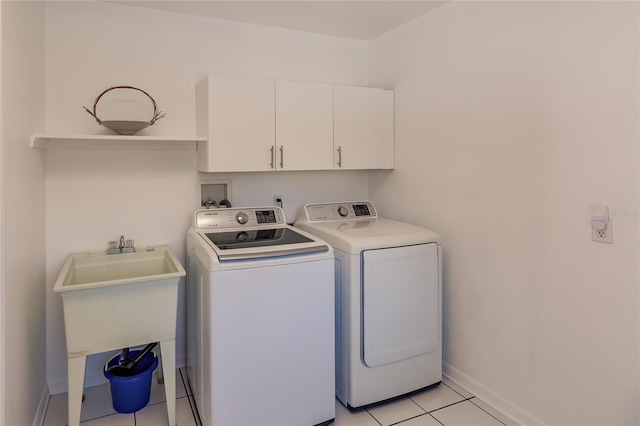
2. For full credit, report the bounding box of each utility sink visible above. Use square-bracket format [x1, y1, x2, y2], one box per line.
[54, 244, 185, 357]
[54, 245, 184, 426]
[54, 245, 184, 292]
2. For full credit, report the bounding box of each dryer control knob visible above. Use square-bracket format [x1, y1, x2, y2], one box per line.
[235, 212, 249, 225]
[338, 206, 349, 217]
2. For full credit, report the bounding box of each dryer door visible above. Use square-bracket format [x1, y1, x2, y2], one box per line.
[362, 243, 438, 367]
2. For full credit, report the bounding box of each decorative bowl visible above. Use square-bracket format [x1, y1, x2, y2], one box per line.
[83, 86, 165, 136]
[100, 120, 150, 136]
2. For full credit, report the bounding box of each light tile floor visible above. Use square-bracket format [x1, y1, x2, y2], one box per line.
[43, 370, 516, 426]
[44, 369, 197, 426]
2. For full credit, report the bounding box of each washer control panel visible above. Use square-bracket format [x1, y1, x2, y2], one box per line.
[304, 201, 377, 221]
[196, 207, 285, 229]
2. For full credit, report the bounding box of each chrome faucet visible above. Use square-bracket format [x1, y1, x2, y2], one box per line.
[108, 235, 136, 255]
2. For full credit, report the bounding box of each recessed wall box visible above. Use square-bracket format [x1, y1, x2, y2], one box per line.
[200, 179, 231, 209]
[589, 204, 612, 244]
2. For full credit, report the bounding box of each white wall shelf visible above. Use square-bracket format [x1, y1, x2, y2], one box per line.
[31, 134, 206, 150]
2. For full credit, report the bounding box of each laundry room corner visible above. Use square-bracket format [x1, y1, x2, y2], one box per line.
[368, 2, 639, 425]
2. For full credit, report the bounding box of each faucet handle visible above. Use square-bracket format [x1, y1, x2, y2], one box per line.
[107, 236, 135, 255]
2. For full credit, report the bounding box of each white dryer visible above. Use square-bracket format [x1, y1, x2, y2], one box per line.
[295, 201, 442, 409]
[187, 206, 335, 426]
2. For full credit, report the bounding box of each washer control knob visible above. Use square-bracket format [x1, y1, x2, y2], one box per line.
[235, 212, 249, 225]
[338, 206, 349, 217]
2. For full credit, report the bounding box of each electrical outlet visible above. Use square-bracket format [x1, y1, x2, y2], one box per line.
[591, 221, 613, 244]
[590, 205, 612, 244]
[273, 195, 283, 207]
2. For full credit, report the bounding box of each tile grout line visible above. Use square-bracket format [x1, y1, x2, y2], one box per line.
[389, 412, 444, 426]
[441, 380, 509, 423]
[179, 368, 202, 426]
[421, 396, 508, 426]
[179, 368, 196, 425]
[441, 382, 475, 402]
[424, 396, 476, 414]
[369, 396, 427, 426]
[368, 385, 475, 426]
[364, 407, 385, 426]
[468, 397, 508, 426]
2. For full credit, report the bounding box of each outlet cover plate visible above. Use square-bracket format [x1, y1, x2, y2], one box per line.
[592, 222, 613, 244]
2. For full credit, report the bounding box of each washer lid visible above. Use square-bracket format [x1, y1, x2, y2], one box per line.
[194, 208, 330, 261]
[197, 226, 330, 261]
[295, 216, 440, 254]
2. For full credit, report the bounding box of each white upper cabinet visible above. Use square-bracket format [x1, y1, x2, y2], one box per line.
[275, 80, 334, 171]
[333, 85, 394, 170]
[197, 74, 394, 172]
[197, 74, 275, 172]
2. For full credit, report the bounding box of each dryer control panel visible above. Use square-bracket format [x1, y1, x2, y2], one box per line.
[304, 201, 377, 221]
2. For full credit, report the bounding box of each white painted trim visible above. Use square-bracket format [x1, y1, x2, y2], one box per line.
[46, 378, 68, 397]
[0, 2, 5, 424]
[443, 362, 545, 426]
[32, 385, 49, 426]
[637, 3, 640, 421]
[47, 371, 109, 396]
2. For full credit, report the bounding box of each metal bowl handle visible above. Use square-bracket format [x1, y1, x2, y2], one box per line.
[82, 85, 165, 126]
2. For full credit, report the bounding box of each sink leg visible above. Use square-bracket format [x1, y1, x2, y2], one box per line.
[157, 348, 165, 384]
[160, 340, 176, 425]
[67, 355, 86, 426]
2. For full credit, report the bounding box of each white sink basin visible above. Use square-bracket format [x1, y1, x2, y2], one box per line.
[54, 245, 185, 355]
[54, 245, 185, 292]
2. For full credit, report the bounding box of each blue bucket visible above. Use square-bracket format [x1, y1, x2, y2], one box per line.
[104, 349, 158, 413]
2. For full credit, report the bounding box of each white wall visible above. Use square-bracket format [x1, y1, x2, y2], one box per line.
[1, 1, 47, 424]
[368, 2, 639, 425]
[44, 1, 370, 393]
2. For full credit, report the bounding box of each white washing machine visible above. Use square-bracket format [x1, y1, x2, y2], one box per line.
[295, 201, 442, 409]
[186, 206, 335, 426]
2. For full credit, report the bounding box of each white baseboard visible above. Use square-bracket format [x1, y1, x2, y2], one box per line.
[32, 384, 49, 426]
[443, 362, 545, 426]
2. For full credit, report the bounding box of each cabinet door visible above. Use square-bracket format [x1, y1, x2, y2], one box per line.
[197, 75, 275, 172]
[333, 85, 394, 170]
[275, 80, 334, 171]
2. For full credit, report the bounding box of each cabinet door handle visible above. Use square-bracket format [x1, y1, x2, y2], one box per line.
[270, 146, 274, 169]
[337, 146, 342, 168]
[279, 146, 284, 169]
